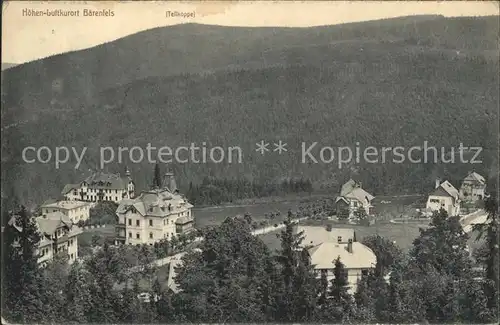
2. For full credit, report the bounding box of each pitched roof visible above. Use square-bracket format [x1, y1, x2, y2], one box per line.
[431, 180, 459, 201]
[116, 188, 193, 218]
[61, 184, 79, 195]
[296, 225, 355, 247]
[82, 172, 132, 190]
[340, 179, 357, 196]
[463, 172, 486, 185]
[175, 216, 194, 225]
[308, 242, 376, 270]
[6, 213, 81, 247]
[36, 211, 72, 234]
[41, 200, 90, 210]
[339, 179, 374, 204]
[345, 187, 374, 203]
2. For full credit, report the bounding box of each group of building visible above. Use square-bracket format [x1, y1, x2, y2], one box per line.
[333, 170, 488, 221]
[7, 169, 195, 266]
[167, 224, 377, 294]
[424, 171, 487, 217]
[6, 168, 487, 293]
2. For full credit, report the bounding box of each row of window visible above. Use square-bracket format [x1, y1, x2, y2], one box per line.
[127, 216, 187, 227]
[127, 231, 178, 240]
[79, 188, 122, 194]
[73, 195, 120, 202]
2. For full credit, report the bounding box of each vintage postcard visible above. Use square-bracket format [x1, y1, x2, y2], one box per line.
[1, 1, 499, 324]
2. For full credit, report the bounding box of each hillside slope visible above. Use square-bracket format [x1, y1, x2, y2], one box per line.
[1, 15, 499, 206]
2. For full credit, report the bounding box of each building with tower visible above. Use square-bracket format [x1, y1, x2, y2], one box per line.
[61, 168, 135, 204]
[114, 172, 194, 245]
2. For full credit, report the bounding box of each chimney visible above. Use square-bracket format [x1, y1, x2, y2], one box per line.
[347, 239, 353, 253]
[435, 178, 441, 189]
[162, 172, 177, 193]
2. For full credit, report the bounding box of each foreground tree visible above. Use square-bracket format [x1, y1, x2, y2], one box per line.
[472, 195, 499, 315]
[410, 209, 472, 278]
[63, 262, 93, 323]
[362, 234, 403, 276]
[274, 214, 319, 322]
[84, 243, 132, 322]
[3, 206, 46, 323]
[320, 257, 355, 322]
[152, 163, 162, 189]
[174, 216, 274, 322]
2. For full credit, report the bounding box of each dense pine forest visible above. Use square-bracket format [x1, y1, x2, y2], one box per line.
[3, 195, 499, 323]
[1, 16, 499, 207]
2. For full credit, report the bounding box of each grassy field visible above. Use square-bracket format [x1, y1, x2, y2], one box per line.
[79, 225, 115, 244]
[259, 220, 486, 257]
[193, 200, 305, 228]
[371, 194, 426, 220]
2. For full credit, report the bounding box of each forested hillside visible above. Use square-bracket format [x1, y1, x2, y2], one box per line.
[1, 15, 499, 207]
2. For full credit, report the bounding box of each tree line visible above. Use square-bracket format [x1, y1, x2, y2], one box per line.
[184, 176, 313, 206]
[2, 196, 498, 323]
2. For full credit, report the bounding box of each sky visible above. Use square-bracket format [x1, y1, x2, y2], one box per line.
[2, 1, 499, 64]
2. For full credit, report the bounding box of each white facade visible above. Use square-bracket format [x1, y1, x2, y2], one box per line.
[62, 171, 135, 204]
[459, 172, 486, 203]
[336, 179, 374, 219]
[426, 180, 461, 216]
[40, 201, 91, 224]
[115, 174, 194, 245]
[309, 241, 377, 293]
[8, 212, 82, 266]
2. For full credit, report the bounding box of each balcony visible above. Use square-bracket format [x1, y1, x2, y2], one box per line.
[54, 234, 69, 244]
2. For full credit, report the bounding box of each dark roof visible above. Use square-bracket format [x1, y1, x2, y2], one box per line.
[61, 184, 79, 195]
[175, 216, 194, 225]
[83, 172, 131, 189]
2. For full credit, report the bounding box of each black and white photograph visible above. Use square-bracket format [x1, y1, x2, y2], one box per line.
[1, 1, 499, 323]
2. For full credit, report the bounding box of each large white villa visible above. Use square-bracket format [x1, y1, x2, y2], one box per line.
[114, 173, 194, 245]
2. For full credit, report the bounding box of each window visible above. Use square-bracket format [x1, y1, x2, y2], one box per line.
[337, 236, 342, 243]
[128, 219, 132, 226]
[136, 220, 140, 226]
[70, 253, 74, 260]
[149, 220, 153, 226]
[128, 232, 132, 238]
[136, 233, 140, 239]
[149, 232, 153, 239]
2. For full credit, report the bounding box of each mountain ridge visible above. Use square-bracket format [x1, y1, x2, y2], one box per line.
[1, 15, 499, 206]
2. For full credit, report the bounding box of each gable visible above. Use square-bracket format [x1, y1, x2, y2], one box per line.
[430, 187, 453, 198]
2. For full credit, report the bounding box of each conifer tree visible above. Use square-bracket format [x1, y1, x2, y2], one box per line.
[3, 206, 45, 323]
[473, 195, 499, 316]
[153, 163, 162, 188]
[324, 257, 354, 322]
[64, 262, 93, 323]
